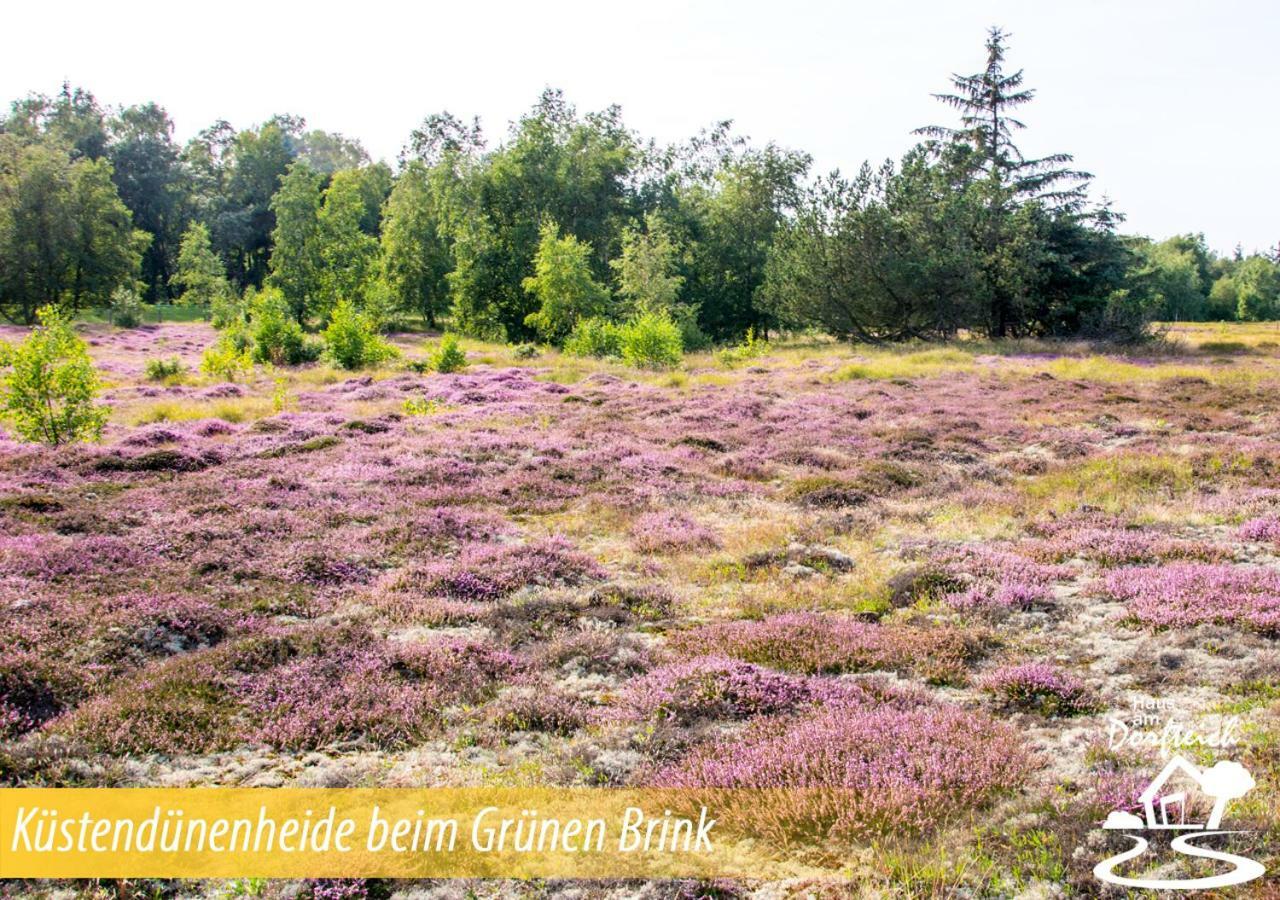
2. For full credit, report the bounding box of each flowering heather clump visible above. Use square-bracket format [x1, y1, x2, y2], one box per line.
[630, 510, 722, 553]
[102, 592, 234, 657]
[651, 699, 1030, 840]
[981, 662, 1098, 717]
[305, 879, 369, 900]
[1103, 563, 1280, 634]
[486, 684, 589, 735]
[1239, 517, 1280, 545]
[934, 545, 1070, 587]
[945, 580, 1050, 614]
[668, 613, 984, 683]
[406, 537, 604, 601]
[63, 651, 242, 754]
[608, 657, 838, 725]
[242, 637, 518, 751]
[0, 534, 153, 580]
[240, 647, 440, 750]
[1030, 525, 1228, 566]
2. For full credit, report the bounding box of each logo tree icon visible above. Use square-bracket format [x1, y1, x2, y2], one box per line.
[1201, 761, 1256, 829]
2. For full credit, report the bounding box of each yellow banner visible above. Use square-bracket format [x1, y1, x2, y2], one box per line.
[0, 788, 838, 879]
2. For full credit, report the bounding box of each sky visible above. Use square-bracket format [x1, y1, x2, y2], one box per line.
[2, 0, 1277, 254]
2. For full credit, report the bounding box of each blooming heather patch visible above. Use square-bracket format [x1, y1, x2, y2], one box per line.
[945, 580, 1051, 614]
[404, 537, 604, 601]
[241, 637, 519, 751]
[667, 613, 985, 683]
[1030, 525, 1228, 566]
[1239, 517, 1280, 545]
[651, 699, 1031, 840]
[980, 662, 1098, 717]
[608, 657, 838, 725]
[630, 510, 722, 554]
[63, 651, 242, 754]
[1102, 563, 1280, 634]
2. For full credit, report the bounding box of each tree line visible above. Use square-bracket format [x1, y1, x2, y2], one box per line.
[2, 30, 1277, 342]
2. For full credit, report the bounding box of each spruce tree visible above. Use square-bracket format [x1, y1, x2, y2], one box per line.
[916, 27, 1090, 211]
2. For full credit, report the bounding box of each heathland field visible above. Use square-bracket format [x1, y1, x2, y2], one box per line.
[3, 321, 1280, 895]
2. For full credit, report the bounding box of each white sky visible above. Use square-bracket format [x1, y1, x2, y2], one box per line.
[3, 0, 1277, 254]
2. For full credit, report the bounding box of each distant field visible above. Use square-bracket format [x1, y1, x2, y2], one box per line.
[1, 321, 1278, 893]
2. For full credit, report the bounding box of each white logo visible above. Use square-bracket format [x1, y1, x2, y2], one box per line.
[1094, 755, 1265, 889]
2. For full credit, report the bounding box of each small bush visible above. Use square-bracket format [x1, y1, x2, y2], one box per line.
[111, 286, 146, 328]
[511, 343, 541, 360]
[716, 327, 770, 367]
[323, 300, 397, 370]
[428, 333, 467, 373]
[630, 510, 721, 553]
[610, 657, 829, 726]
[619, 311, 683, 369]
[650, 698, 1031, 840]
[248, 288, 319, 365]
[209, 286, 244, 330]
[981, 662, 1098, 716]
[144, 357, 186, 381]
[0, 305, 108, 445]
[564, 316, 623, 358]
[200, 340, 253, 382]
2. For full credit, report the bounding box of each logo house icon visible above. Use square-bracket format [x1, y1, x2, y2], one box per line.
[1094, 755, 1266, 890]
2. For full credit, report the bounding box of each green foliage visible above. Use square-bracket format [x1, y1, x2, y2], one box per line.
[110, 285, 145, 327]
[322, 299, 396, 369]
[611, 214, 684, 315]
[427, 333, 467, 373]
[108, 103, 188, 301]
[522, 220, 611, 343]
[403, 396, 445, 416]
[511, 342, 541, 359]
[172, 222, 232, 311]
[0, 305, 108, 444]
[563, 316, 623, 358]
[447, 90, 635, 341]
[379, 160, 454, 326]
[266, 162, 324, 322]
[315, 169, 379, 319]
[200, 336, 253, 382]
[763, 31, 1136, 342]
[144, 356, 186, 381]
[0, 138, 146, 323]
[1230, 255, 1280, 321]
[716, 327, 770, 367]
[246, 286, 318, 365]
[618, 311, 683, 369]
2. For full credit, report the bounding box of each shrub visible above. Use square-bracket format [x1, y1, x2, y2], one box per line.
[209, 286, 244, 330]
[669, 613, 984, 683]
[630, 510, 721, 553]
[406, 537, 604, 601]
[0, 305, 108, 445]
[200, 339, 253, 382]
[981, 662, 1097, 716]
[716, 327, 770, 368]
[248, 287, 319, 365]
[111, 285, 146, 328]
[521, 220, 611, 343]
[322, 299, 396, 370]
[1102, 563, 1280, 634]
[563, 316, 623, 358]
[650, 698, 1031, 840]
[144, 357, 186, 381]
[511, 343, 541, 359]
[427, 333, 467, 373]
[609, 657, 833, 725]
[618, 311, 683, 369]
[1239, 517, 1280, 545]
